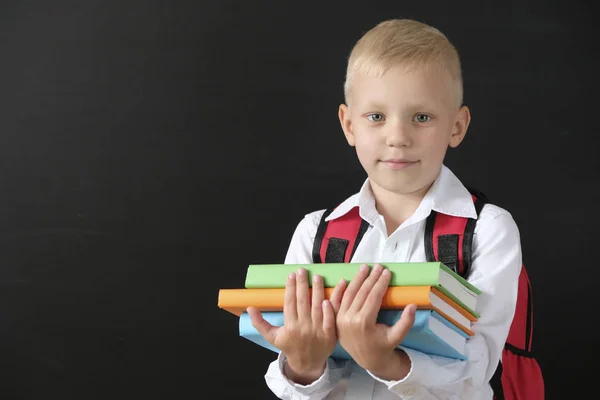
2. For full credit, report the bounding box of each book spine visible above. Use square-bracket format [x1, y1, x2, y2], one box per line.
[219, 287, 476, 335]
[239, 310, 467, 361]
[244, 263, 479, 317]
[245, 263, 440, 288]
[219, 286, 436, 314]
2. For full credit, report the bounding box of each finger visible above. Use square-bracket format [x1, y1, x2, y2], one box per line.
[348, 263, 384, 313]
[311, 274, 325, 326]
[360, 266, 392, 322]
[338, 264, 371, 313]
[295, 268, 311, 322]
[283, 272, 297, 324]
[321, 300, 336, 338]
[387, 303, 417, 347]
[329, 278, 347, 313]
[248, 306, 279, 346]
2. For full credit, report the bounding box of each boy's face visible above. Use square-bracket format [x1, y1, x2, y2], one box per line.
[338, 62, 470, 197]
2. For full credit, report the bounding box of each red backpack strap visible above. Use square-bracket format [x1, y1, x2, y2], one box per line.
[423, 189, 508, 398]
[312, 206, 369, 263]
[424, 189, 487, 277]
[507, 267, 534, 353]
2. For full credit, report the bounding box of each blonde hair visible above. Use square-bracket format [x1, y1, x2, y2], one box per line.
[344, 19, 463, 107]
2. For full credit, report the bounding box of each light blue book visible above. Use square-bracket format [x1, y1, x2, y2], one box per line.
[239, 309, 470, 361]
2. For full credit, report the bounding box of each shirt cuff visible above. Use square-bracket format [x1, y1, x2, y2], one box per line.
[276, 352, 337, 395]
[366, 347, 429, 398]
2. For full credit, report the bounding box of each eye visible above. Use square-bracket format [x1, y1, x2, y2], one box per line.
[414, 114, 431, 123]
[366, 113, 385, 122]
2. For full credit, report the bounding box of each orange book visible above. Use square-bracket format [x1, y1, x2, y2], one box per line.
[218, 285, 476, 336]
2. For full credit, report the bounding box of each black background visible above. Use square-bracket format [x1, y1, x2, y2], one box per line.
[0, 1, 597, 399]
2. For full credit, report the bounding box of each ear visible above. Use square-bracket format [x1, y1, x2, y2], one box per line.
[338, 104, 355, 146]
[449, 105, 471, 148]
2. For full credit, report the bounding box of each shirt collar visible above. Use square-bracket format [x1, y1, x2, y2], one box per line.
[325, 165, 477, 224]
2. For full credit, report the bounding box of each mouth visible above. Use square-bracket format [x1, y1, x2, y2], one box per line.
[380, 159, 419, 170]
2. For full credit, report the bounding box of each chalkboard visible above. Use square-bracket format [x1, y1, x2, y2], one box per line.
[0, 1, 597, 399]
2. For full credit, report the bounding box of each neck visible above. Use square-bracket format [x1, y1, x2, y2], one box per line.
[370, 182, 433, 236]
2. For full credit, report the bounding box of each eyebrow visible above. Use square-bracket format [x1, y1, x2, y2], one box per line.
[360, 101, 435, 112]
[359, 101, 387, 111]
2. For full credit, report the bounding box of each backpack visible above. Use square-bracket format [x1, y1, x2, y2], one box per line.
[311, 189, 544, 400]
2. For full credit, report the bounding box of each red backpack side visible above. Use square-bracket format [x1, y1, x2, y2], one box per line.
[311, 191, 545, 400]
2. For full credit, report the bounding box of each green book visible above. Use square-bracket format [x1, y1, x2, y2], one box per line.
[245, 262, 481, 317]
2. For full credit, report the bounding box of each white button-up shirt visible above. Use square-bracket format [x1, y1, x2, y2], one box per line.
[262, 165, 522, 399]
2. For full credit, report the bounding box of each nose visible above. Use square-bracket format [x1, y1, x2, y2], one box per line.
[385, 120, 412, 147]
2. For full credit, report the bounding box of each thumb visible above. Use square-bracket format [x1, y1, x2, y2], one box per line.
[387, 304, 416, 347]
[247, 306, 279, 346]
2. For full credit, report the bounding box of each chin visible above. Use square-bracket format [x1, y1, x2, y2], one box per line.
[371, 175, 434, 196]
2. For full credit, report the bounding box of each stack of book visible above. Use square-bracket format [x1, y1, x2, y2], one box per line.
[218, 262, 482, 361]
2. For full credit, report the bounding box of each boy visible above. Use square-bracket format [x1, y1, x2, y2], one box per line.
[248, 18, 521, 399]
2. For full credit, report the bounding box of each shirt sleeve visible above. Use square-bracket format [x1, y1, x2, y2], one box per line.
[263, 211, 347, 399]
[368, 205, 523, 399]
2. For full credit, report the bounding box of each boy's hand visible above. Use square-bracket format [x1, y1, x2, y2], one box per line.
[329, 263, 416, 380]
[247, 268, 339, 384]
